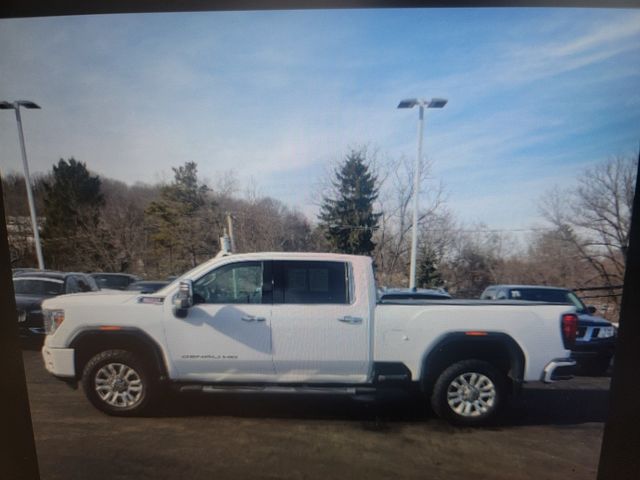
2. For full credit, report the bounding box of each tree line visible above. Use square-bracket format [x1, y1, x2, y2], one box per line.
[2, 151, 636, 320]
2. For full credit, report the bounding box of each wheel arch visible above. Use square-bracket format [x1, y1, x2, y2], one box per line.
[69, 327, 169, 381]
[419, 332, 526, 393]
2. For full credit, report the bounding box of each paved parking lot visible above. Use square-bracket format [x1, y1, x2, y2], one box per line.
[23, 348, 609, 480]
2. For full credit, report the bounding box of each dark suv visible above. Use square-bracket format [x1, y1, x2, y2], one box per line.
[480, 285, 616, 375]
[13, 271, 99, 338]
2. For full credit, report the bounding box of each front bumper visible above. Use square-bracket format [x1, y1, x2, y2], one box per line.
[542, 358, 576, 383]
[17, 310, 46, 337]
[42, 345, 76, 378]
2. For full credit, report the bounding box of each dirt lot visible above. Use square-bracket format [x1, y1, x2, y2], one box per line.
[22, 348, 609, 480]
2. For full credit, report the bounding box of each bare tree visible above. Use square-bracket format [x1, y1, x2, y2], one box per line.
[440, 225, 504, 297]
[1, 172, 49, 267]
[93, 179, 159, 274]
[540, 155, 637, 288]
[215, 192, 314, 254]
[373, 154, 448, 286]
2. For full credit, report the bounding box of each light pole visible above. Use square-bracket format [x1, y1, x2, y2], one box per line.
[397, 97, 447, 290]
[1, 100, 45, 270]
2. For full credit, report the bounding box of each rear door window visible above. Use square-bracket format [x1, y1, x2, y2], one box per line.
[274, 261, 349, 304]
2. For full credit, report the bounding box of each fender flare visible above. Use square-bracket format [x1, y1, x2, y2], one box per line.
[420, 331, 526, 385]
[69, 327, 169, 380]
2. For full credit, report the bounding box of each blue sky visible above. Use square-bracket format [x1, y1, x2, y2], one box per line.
[1, 8, 639, 230]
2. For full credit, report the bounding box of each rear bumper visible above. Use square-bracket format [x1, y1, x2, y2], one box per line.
[542, 358, 576, 383]
[42, 345, 76, 378]
[571, 340, 616, 359]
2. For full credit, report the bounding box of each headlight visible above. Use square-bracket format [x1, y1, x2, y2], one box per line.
[43, 309, 65, 335]
[597, 326, 615, 338]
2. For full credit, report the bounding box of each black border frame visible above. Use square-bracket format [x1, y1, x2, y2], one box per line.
[1, 3, 638, 479]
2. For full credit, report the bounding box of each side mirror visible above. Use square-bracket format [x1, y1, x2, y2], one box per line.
[173, 280, 193, 317]
[587, 305, 597, 315]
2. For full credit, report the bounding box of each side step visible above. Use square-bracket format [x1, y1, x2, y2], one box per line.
[178, 384, 377, 396]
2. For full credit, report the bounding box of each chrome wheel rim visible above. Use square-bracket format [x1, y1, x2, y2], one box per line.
[95, 363, 143, 408]
[446, 372, 496, 417]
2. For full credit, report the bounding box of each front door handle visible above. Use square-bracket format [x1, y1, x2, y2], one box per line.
[338, 315, 363, 324]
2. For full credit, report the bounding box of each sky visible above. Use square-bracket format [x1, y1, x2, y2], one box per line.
[1, 8, 639, 231]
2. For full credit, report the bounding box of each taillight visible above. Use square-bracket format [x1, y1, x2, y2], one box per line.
[561, 313, 578, 349]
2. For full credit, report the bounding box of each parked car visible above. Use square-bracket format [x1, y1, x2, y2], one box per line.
[90, 273, 141, 291]
[378, 287, 452, 303]
[126, 280, 169, 294]
[12, 267, 41, 276]
[13, 271, 99, 337]
[480, 285, 616, 375]
[42, 252, 577, 426]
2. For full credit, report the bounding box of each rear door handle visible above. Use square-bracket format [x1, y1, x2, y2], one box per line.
[241, 315, 266, 322]
[338, 315, 363, 324]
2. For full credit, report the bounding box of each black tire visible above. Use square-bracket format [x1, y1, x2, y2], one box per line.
[81, 349, 157, 416]
[430, 359, 507, 427]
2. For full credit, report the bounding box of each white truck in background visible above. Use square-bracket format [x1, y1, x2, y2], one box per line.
[41, 252, 577, 426]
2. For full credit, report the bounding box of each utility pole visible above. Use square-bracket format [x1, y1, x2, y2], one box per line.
[226, 213, 236, 253]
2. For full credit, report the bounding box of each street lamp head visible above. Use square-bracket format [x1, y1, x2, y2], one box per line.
[16, 100, 41, 109]
[0, 100, 41, 110]
[427, 98, 447, 109]
[398, 98, 448, 109]
[397, 98, 418, 109]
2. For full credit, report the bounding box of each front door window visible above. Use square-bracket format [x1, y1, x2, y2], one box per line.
[193, 262, 263, 305]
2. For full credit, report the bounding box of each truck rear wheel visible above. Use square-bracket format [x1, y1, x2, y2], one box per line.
[430, 359, 507, 426]
[81, 349, 156, 416]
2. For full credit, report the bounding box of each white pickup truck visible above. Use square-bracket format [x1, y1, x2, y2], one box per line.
[41, 252, 577, 426]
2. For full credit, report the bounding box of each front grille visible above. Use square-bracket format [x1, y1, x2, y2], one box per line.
[22, 311, 44, 329]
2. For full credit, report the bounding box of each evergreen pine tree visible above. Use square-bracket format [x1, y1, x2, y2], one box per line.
[318, 150, 380, 256]
[145, 162, 220, 274]
[41, 158, 104, 270]
[416, 245, 444, 289]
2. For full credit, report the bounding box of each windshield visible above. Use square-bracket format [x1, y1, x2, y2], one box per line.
[13, 278, 64, 296]
[508, 288, 587, 313]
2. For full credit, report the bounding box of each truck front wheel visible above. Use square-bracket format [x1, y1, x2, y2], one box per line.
[81, 349, 156, 416]
[430, 359, 507, 426]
